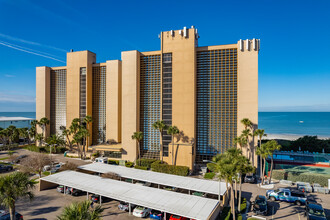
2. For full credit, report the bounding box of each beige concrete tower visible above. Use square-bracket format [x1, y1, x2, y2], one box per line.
[121, 51, 140, 161]
[36, 66, 51, 136]
[106, 60, 122, 143]
[237, 39, 259, 166]
[66, 51, 96, 146]
[161, 27, 197, 168]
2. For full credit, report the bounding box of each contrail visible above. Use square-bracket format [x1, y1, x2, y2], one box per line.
[0, 40, 64, 60]
[0, 41, 65, 63]
[0, 33, 67, 52]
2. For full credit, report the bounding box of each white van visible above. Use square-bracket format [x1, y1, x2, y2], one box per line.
[94, 157, 108, 164]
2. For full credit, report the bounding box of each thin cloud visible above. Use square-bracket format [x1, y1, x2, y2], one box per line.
[4, 74, 15, 78]
[0, 92, 35, 103]
[0, 32, 67, 53]
[0, 41, 65, 63]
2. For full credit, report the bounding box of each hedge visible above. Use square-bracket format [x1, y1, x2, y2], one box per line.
[25, 145, 66, 154]
[108, 160, 119, 165]
[204, 172, 215, 179]
[151, 160, 189, 176]
[272, 169, 329, 187]
[240, 197, 247, 213]
[134, 165, 148, 170]
[125, 161, 134, 168]
[136, 159, 159, 168]
[219, 207, 242, 220]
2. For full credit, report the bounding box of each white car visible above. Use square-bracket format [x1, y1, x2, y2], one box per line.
[133, 206, 151, 218]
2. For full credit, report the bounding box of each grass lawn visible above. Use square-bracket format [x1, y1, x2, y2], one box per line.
[0, 157, 9, 160]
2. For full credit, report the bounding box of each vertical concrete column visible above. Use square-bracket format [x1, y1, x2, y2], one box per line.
[36, 66, 51, 137]
[237, 39, 259, 167]
[121, 51, 140, 162]
[106, 60, 122, 143]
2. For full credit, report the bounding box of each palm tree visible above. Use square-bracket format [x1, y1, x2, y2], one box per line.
[80, 128, 90, 160]
[152, 120, 168, 162]
[267, 140, 281, 183]
[57, 200, 104, 220]
[132, 132, 143, 166]
[209, 150, 239, 220]
[18, 128, 29, 144]
[29, 120, 38, 144]
[35, 133, 44, 147]
[0, 172, 35, 220]
[236, 155, 254, 212]
[241, 118, 252, 130]
[241, 129, 252, 158]
[254, 129, 267, 177]
[60, 126, 72, 151]
[38, 117, 50, 145]
[0, 128, 9, 145]
[72, 132, 84, 159]
[233, 135, 247, 151]
[47, 134, 65, 153]
[256, 143, 270, 184]
[83, 115, 93, 146]
[167, 126, 179, 165]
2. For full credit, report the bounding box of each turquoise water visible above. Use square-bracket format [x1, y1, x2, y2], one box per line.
[259, 112, 330, 137]
[0, 112, 329, 137]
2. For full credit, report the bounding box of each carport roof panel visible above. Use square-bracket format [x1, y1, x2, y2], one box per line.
[78, 163, 227, 195]
[41, 171, 219, 220]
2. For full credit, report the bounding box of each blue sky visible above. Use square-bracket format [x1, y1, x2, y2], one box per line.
[0, 0, 329, 112]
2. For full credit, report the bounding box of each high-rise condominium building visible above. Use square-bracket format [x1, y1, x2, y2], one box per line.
[36, 27, 259, 169]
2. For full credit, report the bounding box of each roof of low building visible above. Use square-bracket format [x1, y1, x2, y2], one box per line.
[78, 163, 227, 196]
[41, 171, 219, 220]
[0, 117, 34, 122]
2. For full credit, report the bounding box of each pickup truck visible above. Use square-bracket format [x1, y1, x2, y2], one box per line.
[266, 188, 307, 205]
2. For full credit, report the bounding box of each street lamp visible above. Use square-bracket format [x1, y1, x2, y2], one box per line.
[203, 160, 222, 202]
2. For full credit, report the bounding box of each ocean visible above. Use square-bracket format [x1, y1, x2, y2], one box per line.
[0, 112, 329, 137]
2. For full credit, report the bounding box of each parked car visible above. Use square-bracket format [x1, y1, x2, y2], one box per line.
[94, 157, 108, 164]
[0, 210, 23, 220]
[66, 187, 83, 196]
[0, 164, 13, 172]
[11, 155, 27, 164]
[163, 186, 178, 192]
[244, 173, 256, 183]
[118, 202, 136, 211]
[192, 191, 207, 197]
[305, 201, 327, 220]
[266, 188, 307, 205]
[57, 185, 64, 193]
[169, 215, 188, 220]
[150, 210, 163, 220]
[252, 195, 268, 215]
[133, 206, 151, 218]
[135, 181, 151, 187]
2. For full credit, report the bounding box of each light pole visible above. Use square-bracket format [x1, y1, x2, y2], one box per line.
[203, 160, 221, 202]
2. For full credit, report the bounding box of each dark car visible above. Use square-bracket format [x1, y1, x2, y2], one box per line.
[150, 210, 163, 220]
[305, 201, 327, 220]
[66, 187, 83, 196]
[0, 164, 13, 172]
[252, 195, 268, 215]
[118, 201, 136, 211]
[0, 211, 23, 220]
[244, 174, 256, 183]
[11, 155, 27, 164]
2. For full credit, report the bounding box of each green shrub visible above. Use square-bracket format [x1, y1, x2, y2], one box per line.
[136, 159, 159, 168]
[240, 197, 247, 213]
[125, 161, 134, 168]
[204, 172, 215, 179]
[91, 151, 100, 158]
[134, 165, 148, 170]
[272, 169, 329, 187]
[108, 160, 119, 165]
[151, 160, 189, 176]
[219, 207, 231, 220]
[25, 145, 40, 152]
[55, 147, 67, 154]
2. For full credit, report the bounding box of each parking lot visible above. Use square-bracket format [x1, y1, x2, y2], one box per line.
[242, 181, 330, 220]
[16, 187, 140, 220]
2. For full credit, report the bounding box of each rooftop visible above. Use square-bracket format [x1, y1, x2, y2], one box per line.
[0, 117, 34, 122]
[78, 163, 227, 196]
[41, 171, 219, 220]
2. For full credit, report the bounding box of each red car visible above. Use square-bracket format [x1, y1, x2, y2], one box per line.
[169, 215, 187, 220]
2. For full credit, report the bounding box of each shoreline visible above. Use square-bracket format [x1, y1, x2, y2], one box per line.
[264, 133, 330, 141]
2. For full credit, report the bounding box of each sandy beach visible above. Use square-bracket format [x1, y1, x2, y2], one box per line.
[264, 133, 330, 141]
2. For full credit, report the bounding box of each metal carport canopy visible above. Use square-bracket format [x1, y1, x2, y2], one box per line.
[41, 171, 219, 220]
[78, 163, 227, 196]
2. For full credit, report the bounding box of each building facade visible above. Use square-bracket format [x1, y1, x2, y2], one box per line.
[36, 27, 259, 169]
